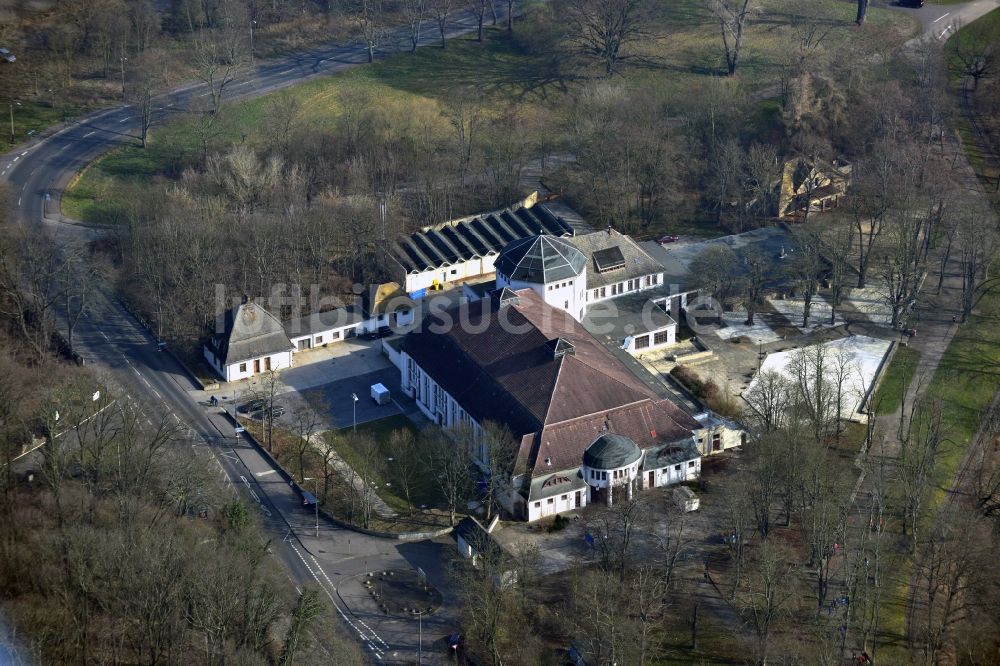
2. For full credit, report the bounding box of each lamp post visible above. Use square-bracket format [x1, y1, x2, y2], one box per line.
[351, 392, 358, 432]
[9, 100, 20, 143]
[120, 55, 128, 104]
[414, 609, 425, 665]
[303, 476, 319, 538]
[249, 19, 257, 63]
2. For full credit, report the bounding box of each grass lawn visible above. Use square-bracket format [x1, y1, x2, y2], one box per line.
[64, 1, 917, 225]
[872, 345, 921, 416]
[874, 286, 1000, 660]
[329, 415, 445, 513]
[2, 100, 88, 152]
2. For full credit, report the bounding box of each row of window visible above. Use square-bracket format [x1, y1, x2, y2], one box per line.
[590, 273, 660, 301]
[546, 279, 575, 291]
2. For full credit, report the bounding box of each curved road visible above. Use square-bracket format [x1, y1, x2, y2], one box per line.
[0, 7, 514, 664]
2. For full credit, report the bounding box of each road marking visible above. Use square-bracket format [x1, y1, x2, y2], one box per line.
[118, 117, 131, 123]
[151, 388, 161, 399]
[288, 543, 385, 659]
[19, 151, 27, 156]
[84, 131, 96, 137]
[11, 156, 18, 163]
[55, 144, 68, 153]
[278, 69, 293, 75]
[932, 12, 950, 23]
[16, 197, 20, 206]
[256, 469, 277, 477]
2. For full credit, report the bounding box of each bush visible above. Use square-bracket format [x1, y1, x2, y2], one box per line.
[548, 514, 570, 533]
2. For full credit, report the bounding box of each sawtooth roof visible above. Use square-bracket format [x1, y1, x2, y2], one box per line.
[210, 301, 294, 366]
[391, 204, 574, 274]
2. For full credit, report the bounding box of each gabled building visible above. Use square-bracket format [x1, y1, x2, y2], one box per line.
[400, 287, 706, 521]
[204, 299, 295, 382]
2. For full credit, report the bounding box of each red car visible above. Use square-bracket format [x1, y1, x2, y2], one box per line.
[657, 234, 680, 245]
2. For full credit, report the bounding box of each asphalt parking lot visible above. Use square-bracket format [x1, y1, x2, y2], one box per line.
[301, 367, 424, 430]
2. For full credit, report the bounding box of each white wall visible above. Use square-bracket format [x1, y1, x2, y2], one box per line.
[526, 486, 587, 522]
[498, 269, 588, 322]
[588, 272, 663, 304]
[288, 323, 360, 352]
[623, 324, 677, 356]
[212, 350, 293, 382]
[404, 254, 499, 294]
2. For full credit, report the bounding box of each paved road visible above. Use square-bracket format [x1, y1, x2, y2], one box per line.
[0, 6, 516, 663]
[888, 0, 1000, 42]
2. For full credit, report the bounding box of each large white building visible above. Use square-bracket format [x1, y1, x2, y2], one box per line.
[464, 228, 681, 357]
[399, 287, 707, 522]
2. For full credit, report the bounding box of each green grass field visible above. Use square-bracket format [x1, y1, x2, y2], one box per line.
[872, 345, 921, 416]
[63, 1, 918, 224]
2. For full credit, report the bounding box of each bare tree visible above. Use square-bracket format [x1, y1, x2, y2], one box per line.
[708, 0, 757, 76]
[426, 426, 474, 526]
[787, 228, 824, 328]
[402, 0, 426, 53]
[279, 588, 324, 666]
[355, 0, 384, 63]
[430, 0, 454, 48]
[564, 0, 647, 76]
[387, 428, 423, 516]
[898, 399, 947, 553]
[741, 245, 771, 326]
[739, 541, 794, 666]
[955, 203, 999, 322]
[467, 0, 492, 42]
[855, 0, 869, 26]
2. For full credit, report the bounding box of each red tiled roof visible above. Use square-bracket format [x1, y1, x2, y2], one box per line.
[401, 289, 699, 481]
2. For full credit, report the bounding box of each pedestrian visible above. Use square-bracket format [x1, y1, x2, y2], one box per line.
[952, 315, 957, 324]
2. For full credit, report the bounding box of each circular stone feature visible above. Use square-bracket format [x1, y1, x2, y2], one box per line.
[364, 569, 442, 618]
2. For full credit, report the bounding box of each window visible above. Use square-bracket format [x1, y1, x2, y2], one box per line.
[315, 335, 323, 344]
[674, 464, 681, 471]
[534, 502, 540, 509]
[654, 330, 670, 345]
[568, 280, 574, 286]
[564, 301, 569, 309]
[645, 275, 654, 287]
[239, 362, 247, 372]
[688, 461, 696, 467]
[561, 494, 567, 501]
[451, 268, 457, 275]
[601, 471, 607, 480]
[634, 335, 650, 349]
[547, 498, 554, 504]
[599, 287, 606, 299]
[548, 285, 553, 291]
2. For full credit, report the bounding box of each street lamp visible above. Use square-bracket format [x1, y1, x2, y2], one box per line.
[120, 55, 128, 104]
[9, 100, 20, 143]
[351, 392, 358, 432]
[413, 609, 426, 665]
[303, 476, 319, 538]
[249, 20, 254, 59]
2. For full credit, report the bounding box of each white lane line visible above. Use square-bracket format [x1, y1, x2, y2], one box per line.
[152, 388, 162, 399]
[100, 331, 109, 341]
[19, 151, 27, 156]
[256, 469, 277, 477]
[932, 12, 950, 23]
[84, 131, 96, 137]
[11, 156, 18, 162]
[288, 543, 385, 659]
[16, 197, 20, 206]
[278, 68, 293, 75]
[55, 144, 68, 153]
[118, 117, 131, 123]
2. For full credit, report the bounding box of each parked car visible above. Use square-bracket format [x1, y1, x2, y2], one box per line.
[361, 325, 393, 340]
[236, 398, 266, 414]
[300, 490, 318, 508]
[657, 234, 680, 245]
[250, 406, 285, 421]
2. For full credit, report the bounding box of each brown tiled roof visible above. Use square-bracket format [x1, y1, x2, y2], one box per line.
[401, 289, 700, 482]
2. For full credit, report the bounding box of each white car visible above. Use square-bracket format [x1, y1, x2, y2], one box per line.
[0, 48, 15, 63]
